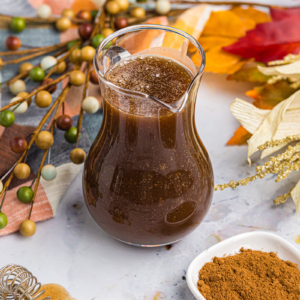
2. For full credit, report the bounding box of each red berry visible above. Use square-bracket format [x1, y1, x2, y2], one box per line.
[10, 137, 27, 153]
[78, 23, 94, 40]
[42, 78, 57, 94]
[90, 70, 98, 84]
[56, 114, 73, 131]
[115, 17, 128, 30]
[5, 36, 21, 51]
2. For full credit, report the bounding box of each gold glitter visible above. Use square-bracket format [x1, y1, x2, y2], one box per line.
[257, 135, 300, 151]
[273, 190, 292, 205]
[215, 137, 300, 205]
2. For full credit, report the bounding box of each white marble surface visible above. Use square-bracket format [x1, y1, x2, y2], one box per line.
[1, 73, 300, 300]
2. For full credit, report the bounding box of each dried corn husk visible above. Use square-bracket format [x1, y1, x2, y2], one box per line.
[258, 60, 300, 81]
[230, 90, 300, 164]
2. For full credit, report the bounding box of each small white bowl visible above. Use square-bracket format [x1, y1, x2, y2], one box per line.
[186, 231, 300, 300]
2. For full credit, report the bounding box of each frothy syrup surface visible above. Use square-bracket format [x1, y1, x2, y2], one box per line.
[105, 55, 193, 104]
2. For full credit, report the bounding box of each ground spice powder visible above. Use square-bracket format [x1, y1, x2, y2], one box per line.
[198, 248, 300, 300]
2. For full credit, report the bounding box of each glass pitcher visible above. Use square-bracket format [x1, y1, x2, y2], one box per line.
[83, 25, 214, 247]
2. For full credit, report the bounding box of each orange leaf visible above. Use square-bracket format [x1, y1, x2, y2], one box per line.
[199, 36, 237, 52]
[201, 11, 256, 38]
[199, 46, 248, 74]
[227, 126, 252, 145]
[163, 5, 209, 50]
[230, 6, 270, 24]
[245, 80, 299, 109]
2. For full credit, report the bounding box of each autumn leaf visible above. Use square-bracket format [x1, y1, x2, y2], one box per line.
[223, 20, 300, 63]
[245, 80, 299, 109]
[199, 36, 237, 52]
[203, 46, 248, 74]
[163, 4, 210, 50]
[227, 126, 252, 145]
[201, 10, 256, 38]
[118, 16, 169, 54]
[199, 7, 269, 74]
[270, 7, 300, 21]
[231, 6, 271, 24]
[227, 62, 271, 83]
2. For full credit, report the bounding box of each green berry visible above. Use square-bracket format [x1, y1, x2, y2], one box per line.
[64, 127, 80, 143]
[0, 212, 8, 230]
[104, 41, 112, 50]
[91, 10, 98, 18]
[29, 67, 45, 82]
[67, 40, 80, 51]
[91, 34, 105, 49]
[10, 17, 26, 33]
[0, 110, 15, 127]
[17, 186, 34, 204]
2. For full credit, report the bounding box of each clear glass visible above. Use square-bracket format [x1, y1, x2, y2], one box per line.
[83, 25, 214, 247]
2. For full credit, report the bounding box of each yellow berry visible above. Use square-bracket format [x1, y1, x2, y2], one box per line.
[102, 28, 114, 37]
[70, 148, 86, 164]
[35, 90, 52, 108]
[116, 0, 129, 11]
[80, 46, 95, 62]
[55, 17, 71, 32]
[14, 163, 31, 180]
[55, 61, 66, 74]
[69, 70, 85, 86]
[19, 220, 36, 237]
[69, 49, 81, 64]
[130, 7, 146, 18]
[35, 131, 54, 149]
[62, 8, 75, 19]
[106, 1, 120, 14]
[19, 62, 34, 74]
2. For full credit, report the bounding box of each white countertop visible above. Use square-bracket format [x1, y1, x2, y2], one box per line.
[1, 73, 299, 300]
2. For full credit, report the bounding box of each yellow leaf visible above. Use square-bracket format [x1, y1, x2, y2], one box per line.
[199, 36, 237, 51]
[198, 46, 248, 74]
[163, 4, 211, 50]
[201, 11, 256, 38]
[231, 6, 270, 24]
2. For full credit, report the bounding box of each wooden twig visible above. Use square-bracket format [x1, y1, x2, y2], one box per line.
[76, 63, 91, 148]
[0, 13, 91, 24]
[45, 40, 82, 80]
[1, 41, 81, 91]
[0, 85, 70, 202]
[0, 41, 69, 57]
[0, 71, 71, 112]
[1, 46, 67, 66]
[28, 85, 70, 219]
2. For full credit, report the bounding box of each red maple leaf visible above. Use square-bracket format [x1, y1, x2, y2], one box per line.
[270, 7, 300, 21]
[223, 19, 300, 63]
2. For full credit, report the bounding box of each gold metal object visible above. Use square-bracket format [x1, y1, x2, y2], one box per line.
[0, 265, 50, 300]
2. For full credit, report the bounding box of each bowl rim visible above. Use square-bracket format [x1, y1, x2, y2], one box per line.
[186, 231, 300, 300]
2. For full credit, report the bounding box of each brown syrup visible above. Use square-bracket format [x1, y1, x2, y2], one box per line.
[83, 55, 214, 246]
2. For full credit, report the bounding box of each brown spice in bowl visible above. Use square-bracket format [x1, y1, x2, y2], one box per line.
[198, 247, 300, 300]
